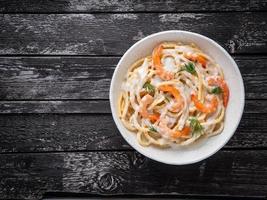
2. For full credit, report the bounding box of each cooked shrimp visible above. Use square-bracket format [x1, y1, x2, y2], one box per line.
[171, 126, 191, 139]
[139, 94, 153, 118]
[148, 113, 160, 123]
[208, 76, 229, 107]
[159, 85, 184, 112]
[152, 45, 174, 80]
[158, 118, 172, 138]
[139, 94, 160, 123]
[158, 118, 190, 139]
[120, 41, 229, 148]
[185, 52, 208, 68]
[191, 93, 218, 114]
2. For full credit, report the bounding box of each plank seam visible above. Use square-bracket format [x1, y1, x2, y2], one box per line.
[0, 53, 267, 57]
[43, 192, 267, 199]
[0, 148, 267, 155]
[1, 10, 267, 14]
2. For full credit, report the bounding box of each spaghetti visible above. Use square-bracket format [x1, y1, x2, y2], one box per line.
[118, 42, 229, 148]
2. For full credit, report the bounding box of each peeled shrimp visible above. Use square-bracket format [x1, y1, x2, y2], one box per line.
[208, 76, 229, 107]
[139, 94, 160, 123]
[158, 118, 190, 139]
[158, 85, 184, 112]
[152, 45, 174, 80]
[185, 52, 208, 68]
[191, 93, 218, 114]
[139, 94, 153, 118]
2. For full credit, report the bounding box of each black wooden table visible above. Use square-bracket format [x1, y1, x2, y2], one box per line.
[0, 1, 267, 199]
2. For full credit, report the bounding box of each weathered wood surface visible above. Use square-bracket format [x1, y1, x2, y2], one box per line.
[0, 112, 266, 153]
[42, 197, 266, 200]
[0, 13, 266, 55]
[0, 99, 265, 114]
[0, 1, 266, 199]
[0, 56, 266, 100]
[0, 150, 266, 200]
[0, 56, 115, 100]
[0, 114, 127, 152]
[0, 0, 266, 13]
[0, 100, 111, 114]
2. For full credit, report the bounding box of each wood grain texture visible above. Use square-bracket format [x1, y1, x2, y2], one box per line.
[0, 112, 266, 153]
[0, 150, 266, 199]
[0, 100, 111, 114]
[0, 99, 265, 114]
[0, 56, 115, 100]
[0, 56, 266, 100]
[0, 114, 127, 152]
[0, 1, 266, 199]
[0, 13, 266, 55]
[0, 0, 266, 13]
[42, 197, 266, 200]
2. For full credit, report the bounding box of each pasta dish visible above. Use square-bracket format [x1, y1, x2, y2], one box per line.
[118, 42, 229, 148]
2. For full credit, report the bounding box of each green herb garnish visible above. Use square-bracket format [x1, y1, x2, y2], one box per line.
[210, 86, 222, 94]
[189, 117, 203, 136]
[149, 126, 157, 132]
[143, 82, 155, 94]
[183, 62, 197, 75]
[165, 96, 171, 102]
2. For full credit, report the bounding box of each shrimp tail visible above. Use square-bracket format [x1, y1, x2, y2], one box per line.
[208, 77, 229, 107]
[191, 93, 218, 114]
[185, 52, 208, 68]
[152, 45, 174, 80]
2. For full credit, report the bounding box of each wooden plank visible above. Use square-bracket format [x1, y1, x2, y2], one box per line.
[0, 150, 266, 199]
[1, 0, 267, 13]
[0, 100, 111, 114]
[0, 13, 266, 55]
[0, 112, 266, 153]
[0, 56, 115, 100]
[42, 197, 266, 200]
[0, 56, 266, 100]
[0, 0, 266, 13]
[0, 99, 265, 114]
[0, 114, 126, 152]
[236, 56, 267, 99]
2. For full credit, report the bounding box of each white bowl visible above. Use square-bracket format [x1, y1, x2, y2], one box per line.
[109, 30, 245, 165]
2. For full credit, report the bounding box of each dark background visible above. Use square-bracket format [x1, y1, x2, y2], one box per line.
[0, 0, 266, 199]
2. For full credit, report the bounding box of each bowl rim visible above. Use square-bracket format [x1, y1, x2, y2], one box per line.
[109, 30, 245, 165]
